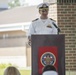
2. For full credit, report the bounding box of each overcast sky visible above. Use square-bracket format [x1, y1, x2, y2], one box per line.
[20, 0, 43, 6]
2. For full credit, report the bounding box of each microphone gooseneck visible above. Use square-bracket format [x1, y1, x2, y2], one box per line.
[52, 22, 60, 34]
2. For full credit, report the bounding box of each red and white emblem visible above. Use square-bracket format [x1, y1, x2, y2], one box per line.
[41, 52, 56, 66]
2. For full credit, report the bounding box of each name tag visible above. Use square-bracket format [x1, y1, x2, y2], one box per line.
[47, 24, 52, 28]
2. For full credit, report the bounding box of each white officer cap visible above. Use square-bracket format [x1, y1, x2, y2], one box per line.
[37, 2, 50, 9]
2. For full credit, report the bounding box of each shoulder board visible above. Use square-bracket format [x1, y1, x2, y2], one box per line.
[32, 18, 39, 22]
[49, 18, 56, 22]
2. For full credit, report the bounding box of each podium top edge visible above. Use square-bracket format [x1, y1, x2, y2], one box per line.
[31, 34, 65, 36]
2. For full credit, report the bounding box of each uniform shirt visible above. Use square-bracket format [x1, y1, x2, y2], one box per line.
[42, 71, 58, 75]
[28, 18, 58, 37]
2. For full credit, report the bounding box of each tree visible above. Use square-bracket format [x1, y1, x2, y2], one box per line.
[8, 0, 21, 8]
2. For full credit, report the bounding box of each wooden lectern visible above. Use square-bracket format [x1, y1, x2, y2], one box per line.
[31, 35, 65, 75]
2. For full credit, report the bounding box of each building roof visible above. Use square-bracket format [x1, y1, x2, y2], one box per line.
[0, 6, 39, 25]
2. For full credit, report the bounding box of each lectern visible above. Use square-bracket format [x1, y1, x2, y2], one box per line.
[31, 35, 65, 75]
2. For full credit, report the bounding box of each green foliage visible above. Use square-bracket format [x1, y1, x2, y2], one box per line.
[8, 0, 21, 8]
[0, 63, 17, 69]
[0, 69, 31, 75]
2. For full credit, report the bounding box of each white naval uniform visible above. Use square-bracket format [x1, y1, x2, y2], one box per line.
[42, 71, 58, 75]
[28, 18, 58, 37]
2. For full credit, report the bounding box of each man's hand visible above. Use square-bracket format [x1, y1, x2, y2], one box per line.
[28, 40, 31, 46]
[28, 36, 31, 46]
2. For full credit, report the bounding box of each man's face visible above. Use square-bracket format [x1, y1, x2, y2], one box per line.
[39, 8, 49, 16]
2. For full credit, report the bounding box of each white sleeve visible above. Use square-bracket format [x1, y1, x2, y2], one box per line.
[28, 22, 35, 37]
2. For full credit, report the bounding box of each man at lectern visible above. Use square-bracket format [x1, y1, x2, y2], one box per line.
[28, 2, 58, 45]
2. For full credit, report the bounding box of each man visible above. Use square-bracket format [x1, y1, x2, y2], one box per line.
[28, 2, 58, 45]
[42, 65, 58, 75]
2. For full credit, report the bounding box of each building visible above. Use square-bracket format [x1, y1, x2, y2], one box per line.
[0, 5, 39, 67]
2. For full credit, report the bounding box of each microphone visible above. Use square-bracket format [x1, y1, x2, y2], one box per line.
[52, 22, 60, 33]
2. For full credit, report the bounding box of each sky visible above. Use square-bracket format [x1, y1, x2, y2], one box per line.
[19, 0, 43, 6]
